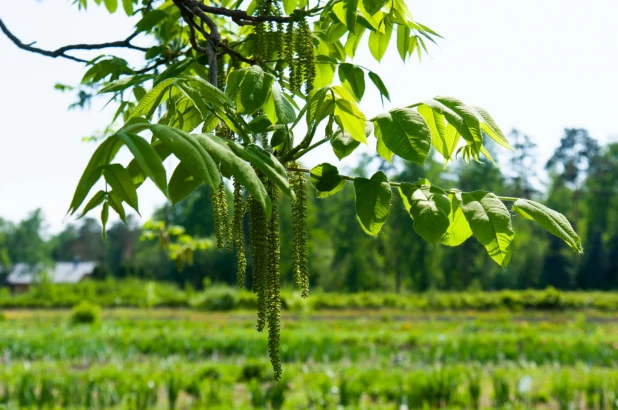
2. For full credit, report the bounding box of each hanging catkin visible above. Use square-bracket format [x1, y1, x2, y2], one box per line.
[216, 53, 226, 91]
[233, 177, 247, 288]
[248, 190, 269, 332]
[285, 21, 299, 93]
[299, 16, 315, 95]
[266, 181, 282, 380]
[210, 185, 224, 250]
[218, 182, 233, 252]
[289, 164, 309, 297]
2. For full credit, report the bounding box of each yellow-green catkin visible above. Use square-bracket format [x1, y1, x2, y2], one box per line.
[299, 16, 315, 95]
[217, 182, 233, 252]
[233, 177, 247, 288]
[210, 185, 224, 250]
[289, 164, 309, 297]
[255, 21, 267, 61]
[248, 190, 269, 332]
[266, 181, 282, 380]
[216, 53, 226, 91]
[285, 21, 298, 93]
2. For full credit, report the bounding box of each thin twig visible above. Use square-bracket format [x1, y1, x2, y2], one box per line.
[0, 17, 147, 63]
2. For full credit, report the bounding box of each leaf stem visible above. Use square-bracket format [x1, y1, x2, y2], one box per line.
[293, 137, 329, 160]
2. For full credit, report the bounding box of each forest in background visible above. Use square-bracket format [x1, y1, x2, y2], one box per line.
[1, 127, 616, 293]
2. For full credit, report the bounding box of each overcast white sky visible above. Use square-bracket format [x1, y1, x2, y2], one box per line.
[1, 1, 617, 233]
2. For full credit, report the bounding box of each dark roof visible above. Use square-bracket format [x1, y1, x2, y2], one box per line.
[6, 262, 97, 285]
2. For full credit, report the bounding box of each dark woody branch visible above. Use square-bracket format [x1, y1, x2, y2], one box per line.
[0, 17, 148, 64]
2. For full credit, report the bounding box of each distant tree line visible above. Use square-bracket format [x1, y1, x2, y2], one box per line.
[1, 128, 616, 292]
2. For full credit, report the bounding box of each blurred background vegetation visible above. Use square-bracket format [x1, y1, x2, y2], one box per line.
[2, 127, 615, 293]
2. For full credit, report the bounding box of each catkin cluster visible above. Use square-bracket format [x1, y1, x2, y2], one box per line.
[233, 178, 247, 288]
[254, 0, 283, 63]
[245, 171, 284, 379]
[266, 180, 282, 380]
[285, 17, 315, 95]
[289, 163, 309, 297]
[211, 182, 231, 251]
[253, 0, 314, 95]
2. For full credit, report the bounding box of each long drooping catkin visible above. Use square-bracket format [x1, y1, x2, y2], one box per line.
[289, 165, 309, 297]
[266, 181, 282, 380]
[299, 16, 315, 95]
[233, 178, 247, 288]
[210, 185, 223, 250]
[248, 192, 269, 332]
[218, 183, 232, 251]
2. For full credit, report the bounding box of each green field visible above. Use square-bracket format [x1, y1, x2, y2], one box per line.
[1, 308, 618, 409]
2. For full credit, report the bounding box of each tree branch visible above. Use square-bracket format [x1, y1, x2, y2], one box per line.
[0, 17, 148, 64]
[196, 3, 292, 25]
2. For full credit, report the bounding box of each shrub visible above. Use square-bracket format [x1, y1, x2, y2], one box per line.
[191, 286, 238, 311]
[69, 301, 101, 325]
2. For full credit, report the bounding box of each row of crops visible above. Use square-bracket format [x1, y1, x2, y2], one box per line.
[2, 361, 618, 409]
[2, 309, 618, 408]
[7, 279, 618, 311]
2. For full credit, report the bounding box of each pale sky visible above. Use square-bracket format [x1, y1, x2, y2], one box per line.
[1, 1, 617, 233]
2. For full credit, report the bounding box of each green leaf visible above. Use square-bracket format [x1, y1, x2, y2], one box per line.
[135, 10, 168, 33]
[372, 108, 431, 164]
[107, 191, 127, 223]
[67, 136, 123, 216]
[183, 76, 234, 106]
[239, 66, 275, 115]
[458, 191, 514, 268]
[396, 24, 411, 61]
[333, 87, 367, 143]
[103, 0, 118, 13]
[283, 0, 298, 14]
[226, 141, 294, 200]
[310, 163, 346, 198]
[130, 78, 175, 120]
[401, 183, 451, 245]
[133, 85, 146, 101]
[174, 81, 211, 119]
[195, 134, 272, 216]
[354, 171, 392, 236]
[79, 190, 105, 218]
[433, 96, 483, 155]
[344, 0, 358, 32]
[367, 71, 390, 103]
[473, 105, 513, 150]
[101, 202, 109, 241]
[121, 0, 133, 15]
[117, 131, 168, 196]
[103, 164, 139, 213]
[331, 128, 361, 160]
[307, 87, 336, 126]
[512, 199, 582, 253]
[369, 22, 392, 61]
[338, 64, 365, 102]
[225, 69, 246, 100]
[373, 121, 393, 162]
[417, 105, 460, 166]
[168, 162, 202, 206]
[344, 26, 366, 58]
[269, 84, 296, 124]
[150, 125, 220, 189]
[248, 116, 272, 134]
[440, 192, 473, 246]
[362, 0, 388, 15]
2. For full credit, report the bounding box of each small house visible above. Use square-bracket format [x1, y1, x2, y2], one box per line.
[5, 261, 97, 292]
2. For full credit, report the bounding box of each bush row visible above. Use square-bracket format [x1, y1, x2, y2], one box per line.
[2, 280, 618, 311]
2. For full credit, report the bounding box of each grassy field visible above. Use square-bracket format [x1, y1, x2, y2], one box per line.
[1, 308, 618, 409]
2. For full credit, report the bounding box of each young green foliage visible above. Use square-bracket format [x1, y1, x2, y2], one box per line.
[37, 0, 584, 381]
